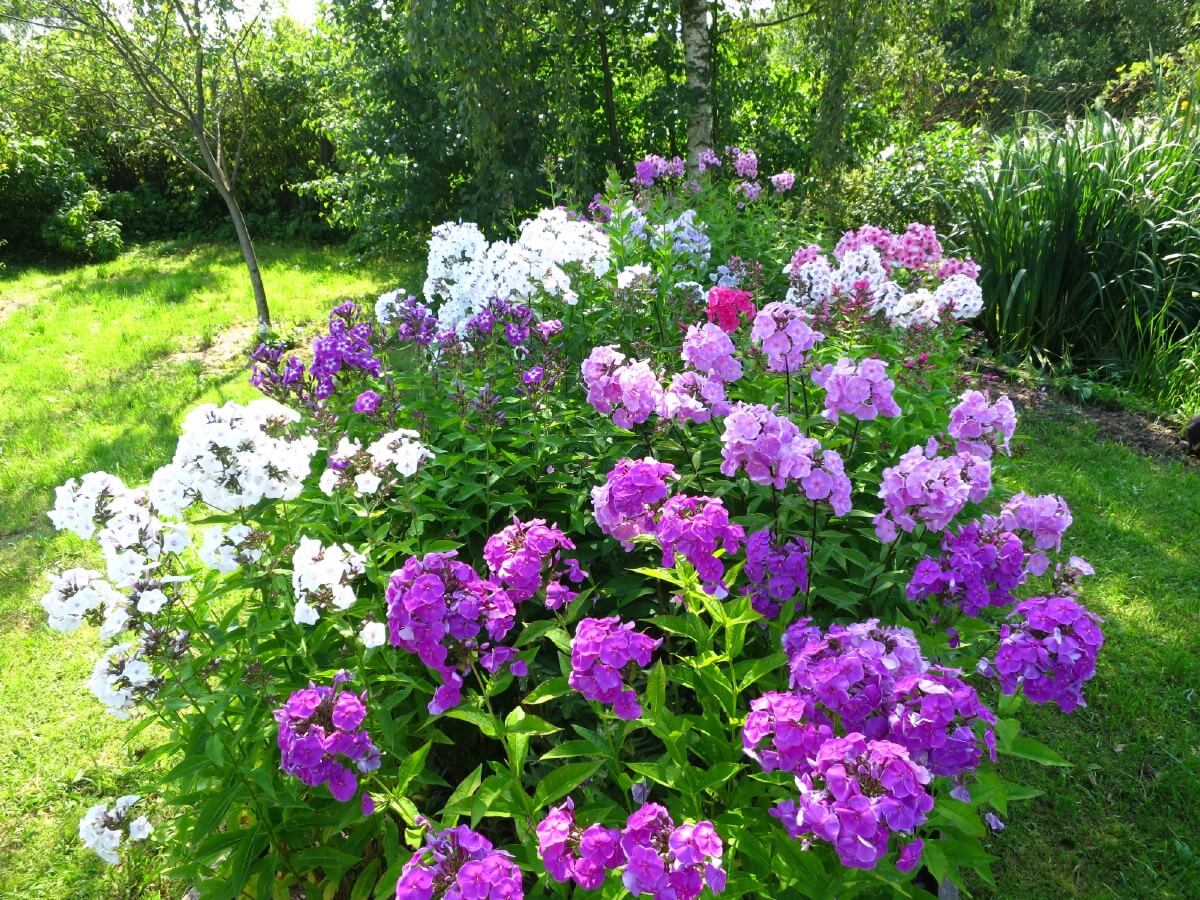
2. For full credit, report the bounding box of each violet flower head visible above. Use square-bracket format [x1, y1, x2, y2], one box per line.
[274, 671, 380, 803]
[680, 322, 743, 383]
[874, 440, 992, 542]
[310, 304, 383, 400]
[655, 495, 745, 597]
[661, 371, 729, 425]
[395, 825, 524, 900]
[770, 171, 796, 193]
[886, 666, 997, 777]
[536, 798, 625, 889]
[620, 804, 726, 900]
[582, 347, 664, 430]
[999, 492, 1072, 552]
[750, 302, 824, 373]
[741, 528, 809, 619]
[811, 357, 902, 423]
[993, 595, 1103, 712]
[592, 457, 676, 549]
[569, 616, 661, 720]
[482, 517, 587, 609]
[906, 519, 1027, 616]
[353, 390, 381, 414]
[948, 390, 1017, 458]
[726, 146, 758, 180]
[742, 690, 833, 776]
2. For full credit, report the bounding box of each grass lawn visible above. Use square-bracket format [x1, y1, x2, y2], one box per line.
[0, 241, 413, 897]
[0, 243, 1196, 897]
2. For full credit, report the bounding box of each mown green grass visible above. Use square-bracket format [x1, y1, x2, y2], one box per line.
[0, 241, 413, 897]
[0, 244, 1196, 898]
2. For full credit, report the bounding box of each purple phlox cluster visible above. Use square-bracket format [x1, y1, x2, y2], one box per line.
[770, 735, 933, 870]
[770, 171, 796, 192]
[536, 798, 625, 889]
[634, 154, 686, 187]
[581, 345, 665, 430]
[395, 825, 524, 900]
[354, 390, 382, 414]
[720, 403, 853, 514]
[376, 289, 438, 347]
[947, 390, 1017, 458]
[741, 528, 809, 619]
[742, 691, 834, 775]
[697, 147, 721, 172]
[592, 457, 677, 549]
[906, 520, 1027, 616]
[885, 667, 997, 777]
[811, 357, 902, 423]
[482, 517, 587, 610]
[588, 194, 614, 223]
[726, 146, 758, 180]
[250, 341, 314, 407]
[680, 322, 743, 383]
[1000, 493, 1072, 554]
[274, 671, 380, 803]
[661, 370, 730, 425]
[750, 302, 825, 373]
[786, 619, 926, 735]
[991, 596, 1103, 712]
[310, 303, 383, 400]
[620, 804, 726, 899]
[738, 181, 762, 202]
[655, 495, 745, 596]
[874, 439, 992, 542]
[385, 552, 523, 715]
[569, 616, 661, 720]
[1053, 555, 1095, 595]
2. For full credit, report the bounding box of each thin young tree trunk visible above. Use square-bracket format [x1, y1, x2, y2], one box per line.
[597, 22, 622, 169]
[681, 0, 713, 171]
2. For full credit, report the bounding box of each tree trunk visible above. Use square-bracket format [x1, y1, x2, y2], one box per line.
[597, 22, 622, 169]
[681, 0, 713, 171]
[218, 184, 271, 335]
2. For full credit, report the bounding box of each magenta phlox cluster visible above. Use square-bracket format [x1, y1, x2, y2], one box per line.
[741, 528, 810, 619]
[592, 458, 677, 549]
[680, 323, 743, 383]
[482, 518, 587, 609]
[569, 616, 661, 719]
[886, 667, 997, 777]
[906, 520, 1027, 616]
[947, 391, 1017, 458]
[706, 286, 756, 334]
[992, 596, 1103, 712]
[749, 302, 825, 373]
[770, 735, 933, 870]
[385, 552, 523, 714]
[811, 357, 901, 423]
[621, 803, 726, 899]
[661, 371, 729, 424]
[742, 691, 834, 775]
[720, 404, 852, 514]
[874, 440, 992, 542]
[395, 825, 524, 899]
[274, 671, 380, 803]
[582, 346, 665, 429]
[655, 495, 745, 596]
[536, 798, 625, 889]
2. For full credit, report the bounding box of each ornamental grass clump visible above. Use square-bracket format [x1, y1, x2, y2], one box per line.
[36, 148, 1103, 896]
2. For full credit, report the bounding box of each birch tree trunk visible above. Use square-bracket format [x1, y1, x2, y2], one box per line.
[681, 0, 714, 170]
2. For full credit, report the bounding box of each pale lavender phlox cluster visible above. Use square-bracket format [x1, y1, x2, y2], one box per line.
[582, 345, 665, 430]
[591, 457, 677, 549]
[811, 357, 901, 423]
[275, 671, 380, 803]
[661, 370, 730, 424]
[385, 552, 523, 714]
[395, 825, 524, 899]
[680, 322, 743, 383]
[656, 495, 746, 596]
[749, 302, 825, 373]
[874, 439, 992, 542]
[741, 528, 809, 619]
[947, 391, 1017, 458]
[569, 616, 661, 720]
[482, 517, 587, 609]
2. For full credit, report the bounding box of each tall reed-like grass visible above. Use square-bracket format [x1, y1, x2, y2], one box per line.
[957, 107, 1200, 406]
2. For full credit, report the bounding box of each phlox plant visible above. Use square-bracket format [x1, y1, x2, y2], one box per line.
[41, 147, 1101, 899]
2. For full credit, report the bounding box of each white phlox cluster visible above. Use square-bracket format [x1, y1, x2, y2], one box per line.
[198, 524, 263, 574]
[79, 795, 151, 864]
[291, 536, 367, 625]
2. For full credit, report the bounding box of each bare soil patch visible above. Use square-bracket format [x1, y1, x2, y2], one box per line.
[165, 321, 256, 377]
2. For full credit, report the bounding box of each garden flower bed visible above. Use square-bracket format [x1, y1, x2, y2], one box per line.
[43, 151, 1102, 898]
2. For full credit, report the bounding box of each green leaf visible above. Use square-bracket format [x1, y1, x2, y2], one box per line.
[504, 711, 561, 736]
[532, 761, 602, 810]
[1002, 734, 1072, 767]
[444, 706, 498, 738]
[523, 676, 570, 705]
[394, 740, 433, 794]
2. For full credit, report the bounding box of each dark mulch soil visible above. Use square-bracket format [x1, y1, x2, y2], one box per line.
[966, 360, 1198, 466]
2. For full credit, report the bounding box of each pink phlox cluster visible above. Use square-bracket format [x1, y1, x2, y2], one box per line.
[811, 357, 901, 423]
[750, 302, 825, 373]
[592, 458, 677, 549]
[385, 552, 523, 715]
[874, 439, 992, 542]
[992, 596, 1103, 712]
[569, 616, 661, 719]
[705, 286, 756, 333]
[741, 528, 809, 619]
[906, 520, 1027, 616]
[395, 825, 524, 899]
[536, 798, 625, 889]
[621, 803, 726, 899]
[948, 391, 1017, 458]
[720, 403, 852, 514]
[680, 323, 743, 383]
[656, 495, 745, 596]
[582, 346, 665, 430]
[275, 671, 380, 803]
[482, 517, 587, 610]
